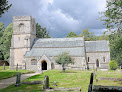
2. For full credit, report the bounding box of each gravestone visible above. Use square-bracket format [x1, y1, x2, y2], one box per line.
[43, 76, 49, 89]
[3, 63, 5, 70]
[88, 73, 94, 92]
[53, 81, 57, 86]
[15, 73, 21, 87]
[120, 66, 122, 74]
[16, 63, 18, 71]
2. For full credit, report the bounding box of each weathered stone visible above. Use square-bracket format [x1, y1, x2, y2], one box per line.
[16, 63, 18, 71]
[3, 63, 5, 70]
[15, 73, 21, 87]
[53, 81, 57, 86]
[88, 73, 94, 92]
[45, 87, 81, 91]
[99, 77, 122, 81]
[43, 76, 49, 89]
[21, 81, 42, 85]
[92, 85, 122, 92]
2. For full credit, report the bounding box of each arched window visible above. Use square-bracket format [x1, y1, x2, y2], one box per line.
[103, 57, 105, 62]
[88, 57, 89, 62]
[19, 23, 24, 32]
[31, 59, 37, 65]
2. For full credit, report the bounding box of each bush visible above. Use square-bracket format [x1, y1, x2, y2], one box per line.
[109, 60, 118, 70]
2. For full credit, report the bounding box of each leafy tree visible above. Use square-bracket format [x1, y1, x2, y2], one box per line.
[100, 0, 122, 67]
[101, 0, 122, 32]
[0, 0, 12, 17]
[36, 23, 50, 38]
[109, 60, 118, 70]
[0, 23, 4, 60]
[55, 52, 74, 72]
[0, 23, 13, 61]
[66, 32, 77, 38]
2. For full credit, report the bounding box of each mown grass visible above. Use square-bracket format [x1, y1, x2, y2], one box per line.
[0, 66, 9, 71]
[0, 66, 35, 80]
[0, 69, 122, 92]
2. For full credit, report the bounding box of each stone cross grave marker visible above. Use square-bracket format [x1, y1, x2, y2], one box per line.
[15, 73, 21, 87]
[43, 76, 49, 89]
[3, 63, 5, 70]
[88, 73, 94, 92]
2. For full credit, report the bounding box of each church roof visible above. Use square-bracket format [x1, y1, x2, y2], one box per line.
[33, 37, 84, 48]
[85, 40, 110, 52]
[24, 37, 85, 57]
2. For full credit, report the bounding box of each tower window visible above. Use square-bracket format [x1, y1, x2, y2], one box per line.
[103, 57, 105, 62]
[19, 23, 24, 32]
[88, 57, 89, 62]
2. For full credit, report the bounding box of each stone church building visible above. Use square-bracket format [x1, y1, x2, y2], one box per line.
[10, 16, 110, 72]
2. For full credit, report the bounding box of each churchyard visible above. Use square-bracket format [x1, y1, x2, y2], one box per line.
[0, 66, 34, 80]
[0, 68, 122, 92]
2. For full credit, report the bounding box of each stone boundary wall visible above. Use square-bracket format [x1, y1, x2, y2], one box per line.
[99, 77, 122, 81]
[92, 85, 122, 92]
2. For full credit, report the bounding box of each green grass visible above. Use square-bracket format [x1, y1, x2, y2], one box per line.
[0, 66, 9, 71]
[0, 69, 122, 92]
[0, 66, 35, 80]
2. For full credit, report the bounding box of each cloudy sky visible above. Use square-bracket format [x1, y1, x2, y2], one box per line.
[0, 0, 107, 38]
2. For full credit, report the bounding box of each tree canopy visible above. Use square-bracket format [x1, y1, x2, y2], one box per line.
[0, 0, 12, 17]
[100, 0, 122, 67]
[36, 23, 50, 38]
[55, 52, 74, 72]
[66, 32, 77, 38]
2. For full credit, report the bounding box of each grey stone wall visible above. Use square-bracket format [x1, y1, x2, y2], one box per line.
[86, 52, 110, 69]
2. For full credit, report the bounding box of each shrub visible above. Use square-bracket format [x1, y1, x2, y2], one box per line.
[109, 60, 118, 70]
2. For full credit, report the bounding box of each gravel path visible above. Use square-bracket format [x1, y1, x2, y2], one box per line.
[0, 73, 40, 89]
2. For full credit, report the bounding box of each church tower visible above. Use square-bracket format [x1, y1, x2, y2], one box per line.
[10, 16, 36, 69]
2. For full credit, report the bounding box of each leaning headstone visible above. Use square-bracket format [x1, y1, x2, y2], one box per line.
[3, 63, 5, 70]
[16, 63, 18, 71]
[15, 73, 21, 87]
[88, 73, 94, 92]
[43, 76, 49, 89]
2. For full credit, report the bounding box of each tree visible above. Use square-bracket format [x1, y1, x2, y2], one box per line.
[0, 23, 4, 60]
[0, 23, 13, 61]
[66, 32, 77, 38]
[36, 23, 50, 38]
[0, 0, 12, 17]
[55, 52, 74, 72]
[100, 0, 122, 67]
[80, 29, 97, 41]
[101, 0, 122, 33]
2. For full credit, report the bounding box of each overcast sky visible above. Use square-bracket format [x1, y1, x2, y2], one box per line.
[0, 0, 107, 38]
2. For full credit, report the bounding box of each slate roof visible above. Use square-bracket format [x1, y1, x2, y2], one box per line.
[24, 37, 85, 57]
[85, 40, 110, 52]
[33, 37, 84, 48]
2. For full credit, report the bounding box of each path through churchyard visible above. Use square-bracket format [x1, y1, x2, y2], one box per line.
[0, 73, 39, 89]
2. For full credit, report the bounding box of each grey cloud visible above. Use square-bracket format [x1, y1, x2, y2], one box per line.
[0, 0, 107, 38]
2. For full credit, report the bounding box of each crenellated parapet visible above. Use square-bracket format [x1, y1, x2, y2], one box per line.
[13, 16, 35, 21]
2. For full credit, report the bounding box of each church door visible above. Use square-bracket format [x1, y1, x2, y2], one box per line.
[96, 59, 99, 67]
[42, 61, 47, 70]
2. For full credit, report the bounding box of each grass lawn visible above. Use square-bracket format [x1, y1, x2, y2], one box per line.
[0, 66, 9, 71]
[0, 69, 122, 92]
[0, 66, 35, 80]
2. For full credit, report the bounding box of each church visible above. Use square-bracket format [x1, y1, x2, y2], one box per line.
[9, 16, 110, 72]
